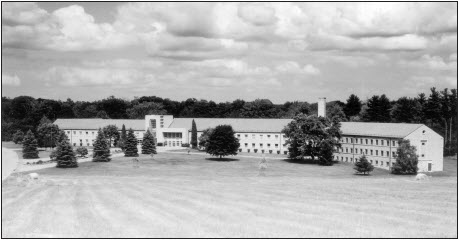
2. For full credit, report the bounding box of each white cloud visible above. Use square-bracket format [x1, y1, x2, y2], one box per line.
[276, 61, 320, 75]
[43, 66, 156, 87]
[400, 55, 457, 71]
[2, 73, 21, 86]
[2, 2, 48, 25]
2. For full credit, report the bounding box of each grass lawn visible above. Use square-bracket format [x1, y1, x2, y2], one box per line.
[2, 152, 457, 238]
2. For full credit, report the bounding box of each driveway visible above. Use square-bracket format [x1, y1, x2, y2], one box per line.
[2, 147, 19, 181]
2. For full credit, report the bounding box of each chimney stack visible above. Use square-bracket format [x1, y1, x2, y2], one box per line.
[318, 97, 326, 117]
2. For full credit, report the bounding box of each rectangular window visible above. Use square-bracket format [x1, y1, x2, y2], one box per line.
[376, 140, 378, 145]
[252, 143, 255, 147]
[365, 139, 368, 144]
[351, 148, 353, 153]
[245, 134, 248, 138]
[370, 150, 373, 155]
[260, 143, 263, 148]
[371, 139, 373, 145]
[387, 140, 390, 146]
[376, 160, 378, 164]
[267, 135, 271, 138]
[375, 150, 378, 156]
[392, 141, 395, 146]
[275, 135, 279, 139]
[365, 149, 368, 154]
[245, 143, 248, 147]
[360, 149, 363, 154]
[386, 151, 389, 157]
[86, 132, 88, 135]
[67, 131, 70, 134]
[351, 138, 353, 143]
[150, 119, 156, 128]
[346, 148, 348, 153]
[73, 131, 76, 134]
[80, 131, 82, 134]
[237, 134, 240, 138]
[275, 144, 278, 147]
[386, 162, 389, 167]
[260, 135, 263, 139]
[381, 151, 384, 157]
[252, 134, 255, 139]
[346, 138, 348, 143]
[360, 139, 363, 144]
[268, 144, 271, 148]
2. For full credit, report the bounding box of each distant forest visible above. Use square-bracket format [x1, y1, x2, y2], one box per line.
[2, 87, 457, 155]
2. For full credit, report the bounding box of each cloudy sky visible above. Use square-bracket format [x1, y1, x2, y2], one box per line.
[2, 2, 457, 103]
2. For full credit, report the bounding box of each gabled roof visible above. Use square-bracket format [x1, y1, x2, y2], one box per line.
[53, 118, 144, 131]
[53, 118, 426, 138]
[340, 122, 423, 138]
[169, 118, 293, 133]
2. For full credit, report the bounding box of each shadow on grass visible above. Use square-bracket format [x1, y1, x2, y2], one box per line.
[282, 158, 317, 164]
[205, 158, 239, 162]
[353, 173, 372, 176]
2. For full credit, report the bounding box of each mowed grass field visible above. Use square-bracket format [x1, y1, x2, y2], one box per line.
[2, 152, 457, 238]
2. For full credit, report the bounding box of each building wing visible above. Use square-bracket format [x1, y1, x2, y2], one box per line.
[169, 118, 293, 133]
[53, 118, 145, 131]
[340, 122, 424, 138]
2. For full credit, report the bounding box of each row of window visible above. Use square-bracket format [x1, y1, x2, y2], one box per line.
[239, 149, 289, 154]
[165, 140, 182, 147]
[236, 134, 285, 140]
[66, 130, 141, 136]
[341, 137, 398, 147]
[338, 148, 396, 158]
[164, 132, 182, 139]
[72, 140, 142, 147]
[337, 156, 394, 167]
[243, 143, 283, 148]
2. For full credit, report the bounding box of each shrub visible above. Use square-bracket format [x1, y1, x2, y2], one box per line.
[50, 150, 57, 161]
[284, 151, 288, 154]
[76, 147, 88, 158]
[239, 149, 242, 152]
[37, 160, 43, 164]
[181, 143, 190, 148]
[12, 130, 24, 144]
[354, 155, 374, 175]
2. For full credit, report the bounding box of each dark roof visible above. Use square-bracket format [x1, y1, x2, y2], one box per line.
[54, 118, 144, 131]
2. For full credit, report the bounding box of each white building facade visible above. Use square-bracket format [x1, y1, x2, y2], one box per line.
[54, 113, 444, 172]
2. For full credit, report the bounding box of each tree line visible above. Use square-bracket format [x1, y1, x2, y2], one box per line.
[2, 87, 457, 155]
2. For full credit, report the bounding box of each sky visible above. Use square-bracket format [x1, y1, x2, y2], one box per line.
[1, 2, 457, 103]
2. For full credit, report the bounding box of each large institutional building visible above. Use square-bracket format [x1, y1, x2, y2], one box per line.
[54, 98, 444, 172]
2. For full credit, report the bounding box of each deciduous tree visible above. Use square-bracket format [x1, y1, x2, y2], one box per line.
[12, 130, 24, 144]
[206, 125, 240, 158]
[392, 139, 418, 174]
[103, 124, 119, 147]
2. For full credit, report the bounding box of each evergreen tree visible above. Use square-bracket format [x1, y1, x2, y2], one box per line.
[354, 155, 374, 175]
[364, 95, 392, 122]
[12, 130, 24, 144]
[56, 138, 78, 168]
[125, 128, 139, 157]
[206, 125, 240, 158]
[92, 128, 111, 162]
[119, 124, 127, 151]
[22, 130, 39, 159]
[141, 130, 157, 154]
[191, 119, 198, 148]
[392, 140, 418, 174]
[344, 94, 362, 118]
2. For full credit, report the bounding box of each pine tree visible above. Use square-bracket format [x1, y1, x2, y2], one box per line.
[206, 125, 240, 158]
[344, 94, 362, 118]
[392, 139, 418, 174]
[125, 128, 139, 157]
[141, 130, 157, 154]
[119, 124, 127, 151]
[191, 119, 198, 148]
[354, 155, 374, 175]
[56, 138, 78, 168]
[22, 130, 39, 159]
[92, 128, 111, 162]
